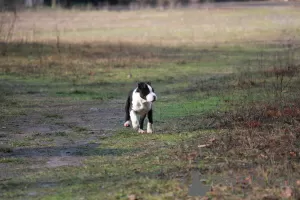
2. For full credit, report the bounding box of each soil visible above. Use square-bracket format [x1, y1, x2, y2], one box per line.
[0, 96, 126, 170]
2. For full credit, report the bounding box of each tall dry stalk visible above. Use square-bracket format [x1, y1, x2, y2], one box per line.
[0, 11, 17, 56]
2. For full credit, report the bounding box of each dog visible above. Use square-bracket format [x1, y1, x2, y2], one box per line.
[123, 82, 157, 134]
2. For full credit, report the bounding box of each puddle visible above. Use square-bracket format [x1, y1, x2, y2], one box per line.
[45, 148, 87, 168]
[28, 191, 38, 196]
[46, 156, 83, 168]
[188, 170, 211, 197]
[60, 149, 76, 156]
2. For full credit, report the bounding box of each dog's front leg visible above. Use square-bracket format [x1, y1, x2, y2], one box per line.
[130, 110, 139, 130]
[147, 123, 153, 134]
[147, 109, 154, 133]
[138, 114, 147, 134]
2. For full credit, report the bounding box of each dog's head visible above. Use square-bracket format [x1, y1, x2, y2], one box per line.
[136, 82, 157, 102]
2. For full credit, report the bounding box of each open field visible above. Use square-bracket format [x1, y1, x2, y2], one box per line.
[1, 5, 300, 199]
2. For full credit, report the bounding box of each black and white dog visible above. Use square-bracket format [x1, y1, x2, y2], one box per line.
[123, 82, 157, 134]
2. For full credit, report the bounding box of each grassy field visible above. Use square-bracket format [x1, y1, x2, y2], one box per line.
[1, 5, 300, 199]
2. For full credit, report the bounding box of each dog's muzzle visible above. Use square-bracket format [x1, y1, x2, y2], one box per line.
[146, 93, 157, 102]
[152, 96, 157, 102]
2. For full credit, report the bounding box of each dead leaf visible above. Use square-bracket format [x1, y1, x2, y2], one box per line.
[245, 175, 252, 185]
[245, 120, 262, 128]
[296, 180, 300, 187]
[281, 186, 293, 198]
[259, 153, 268, 159]
[266, 109, 281, 118]
[289, 151, 297, 157]
[187, 151, 198, 160]
[209, 137, 216, 143]
[211, 184, 228, 193]
[198, 144, 209, 148]
[198, 138, 216, 148]
[128, 194, 137, 200]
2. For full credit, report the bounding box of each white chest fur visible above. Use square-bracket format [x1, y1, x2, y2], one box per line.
[132, 101, 152, 114]
[131, 91, 152, 115]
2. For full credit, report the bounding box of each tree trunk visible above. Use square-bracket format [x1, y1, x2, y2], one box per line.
[37, 0, 44, 6]
[25, 0, 33, 7]
[51, 0, 56, 8]
[65, 0, 71, 8]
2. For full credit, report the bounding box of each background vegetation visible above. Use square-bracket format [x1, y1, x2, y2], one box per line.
[1, 0, 292, 11]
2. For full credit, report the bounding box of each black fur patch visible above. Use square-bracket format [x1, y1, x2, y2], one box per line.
[136, 82, 151, 100]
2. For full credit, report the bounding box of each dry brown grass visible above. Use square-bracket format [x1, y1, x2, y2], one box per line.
[1, 7, 299, 45]
[1, 7, 300, 82]
[168, 97, 300, 199]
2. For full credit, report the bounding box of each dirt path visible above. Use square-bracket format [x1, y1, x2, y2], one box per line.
[2, 97, 124, 134]
[0, 96, 125, 171]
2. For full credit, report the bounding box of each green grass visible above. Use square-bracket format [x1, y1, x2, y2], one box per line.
[0, 131, 208, 200]
[155, 96, 224, 120]
[0, 157, 25, 164]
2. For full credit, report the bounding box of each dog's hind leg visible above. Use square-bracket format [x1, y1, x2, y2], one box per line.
[124, 93, 132, 127]
[147, 109, 153, 133]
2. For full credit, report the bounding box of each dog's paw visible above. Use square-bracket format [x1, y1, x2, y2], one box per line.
[131, 121, 139, 130]
[138, 129, 146, 134]
[124, 121, 131, 127]
[147, 123, 153, 134]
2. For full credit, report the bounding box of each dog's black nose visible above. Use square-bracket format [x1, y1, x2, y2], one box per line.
[152, 96, 156, 102]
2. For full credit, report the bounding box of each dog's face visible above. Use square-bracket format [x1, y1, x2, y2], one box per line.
[136, 82, 157, 102]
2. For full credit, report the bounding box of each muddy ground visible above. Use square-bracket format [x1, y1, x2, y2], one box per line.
[0, 96, 126, 174]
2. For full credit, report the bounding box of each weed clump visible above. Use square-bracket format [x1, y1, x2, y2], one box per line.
[0, 144, 13, 153]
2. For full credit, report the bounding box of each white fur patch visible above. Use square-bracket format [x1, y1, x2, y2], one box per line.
[146, 93, 156, 102]
[131, 88, 153, 115]
[130, 110, 139, 130]
[146, 85, 157, 102]
[138, 129, 146, 134]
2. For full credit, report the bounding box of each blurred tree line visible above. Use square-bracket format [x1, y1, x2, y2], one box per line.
[0, 0, 254, 11]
